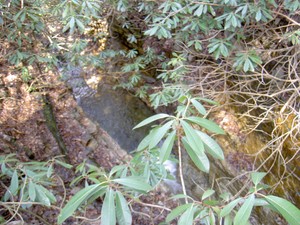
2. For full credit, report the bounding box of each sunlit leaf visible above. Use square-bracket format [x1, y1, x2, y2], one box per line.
[115, 191, 132, 225]
[144, 26, 159, 36]
[196, 130, 224, 160]
[136, 132, 152, 151]
[76, 19, 85, 32]
[178, 204, 195, 225]
[224, 215, 233, 225]
[36, 184, 56, 203]
[202, 189, 215, 200]
[234, 194, 255, 225]
[166, 203, 193, 222]
[28, 181, 36, 202]
[195, 97, 219, 106]
[264, 195, 300, 225]
[47, 165, 53, 178]
[113, 176, 152, 193]
[253, 198, 269, 206]
[69, 16, 75, 31]
[149, 120, 174, 149]
[191, 99, 206, 115]
[101, 188, 116, 225]
[35, 184, 51, 206]
[180, 120, 205, 155]
[209, 209, 216, 225]
[55, 160, 73, 169]
[169, 194, 192, 200]
[160, 130, 176, 163]
[86, 187, 106, 205]
[198, 209, 210, 224]
[255, 10, 262, 21]
[10, 170, 19, 195]
[182, 138, 209, 173]
[133, 114, 170, 129]
[185, 117, 225, 134]
[109, 165, 127, 177]
[58, 184, 102, 224]
[251, 172, 266, 186]
[220, 197, 242, 217]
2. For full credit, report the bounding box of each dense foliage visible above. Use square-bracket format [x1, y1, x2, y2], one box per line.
[1, 0, 300, 224]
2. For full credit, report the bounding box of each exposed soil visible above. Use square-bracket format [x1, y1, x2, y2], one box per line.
[0, 64, 178, 225]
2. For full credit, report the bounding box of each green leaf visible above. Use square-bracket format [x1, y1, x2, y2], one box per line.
[203, 199, 219, 206]
[115, 191, 132, 225]
[13, 10, 24, 21]
[234, 194, 255, 225]
[220, 197, 242, 217]
[144, 26, 159, 36]
[10, 170, 19, 195]
[209, 209, 216, 225]
[264, 195, 300, 225]
[195, 97, 220, 105]
[136, 132, 152, 151]
[196, 131, 224, 160]
[255, 10, 262, 21]
[36, 184, 56, 204]
[28, 181, 36, 202]
[158, 26, 171, 39]
[191, 99, 206, 115]
[35, 184, 51, 206]
[76, 19, 85, 32]
[178, 204, 195, 225]
[101, 188, 116, 225]
[166, 203, 193, 222]
[133, 114, 170, 129]
[224, 215, 233, 225]
[243, 58, 252, 72]
[249, 54, 262, 65]
[208, 41, 220, 53]
[113, 177, 152, 193]
[251, 172, 266, 186]
[202, 189, 215, 200]
[169, 194, 192, 200]
[55, 160, 73, 169]
[182, 138, 210, 173]
[253, 198, 269, 206]
[109, 165, 127, 177]
[69, 16, 75, 31]
[159, 130, 176, 163]
[184, 117, 225, 134]
[1, 163, 8, 175]
[180, 120, 205, 155]
[86, 187, 107, 204]
[58, 184, 102, 224]
[198, 209, 210, 224]
[47, 165, 53, 178]
[149, 120, 174, 149]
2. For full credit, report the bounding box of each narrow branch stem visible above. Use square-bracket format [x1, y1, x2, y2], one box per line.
[177, 132, 188, 204]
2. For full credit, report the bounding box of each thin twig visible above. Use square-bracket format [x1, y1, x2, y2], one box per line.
[177, 132, 188, 204]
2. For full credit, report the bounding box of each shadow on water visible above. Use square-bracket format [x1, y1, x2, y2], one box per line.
[63, 67, 153, 152]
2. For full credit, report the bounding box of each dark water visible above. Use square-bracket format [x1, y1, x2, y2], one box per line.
[79, 83, 153, 151]
[63, 67, 153, 152]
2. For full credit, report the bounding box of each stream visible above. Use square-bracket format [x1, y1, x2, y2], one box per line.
[62, 66, 153, 152]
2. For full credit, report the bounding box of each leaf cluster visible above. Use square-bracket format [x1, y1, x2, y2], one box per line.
[0, 154, 71, 207]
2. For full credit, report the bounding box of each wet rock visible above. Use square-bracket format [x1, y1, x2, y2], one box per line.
[86, 138, 98, 150]
[81, 117, 97, 134]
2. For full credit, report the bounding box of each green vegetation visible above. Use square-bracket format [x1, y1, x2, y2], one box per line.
[1, 0, 300, 224]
